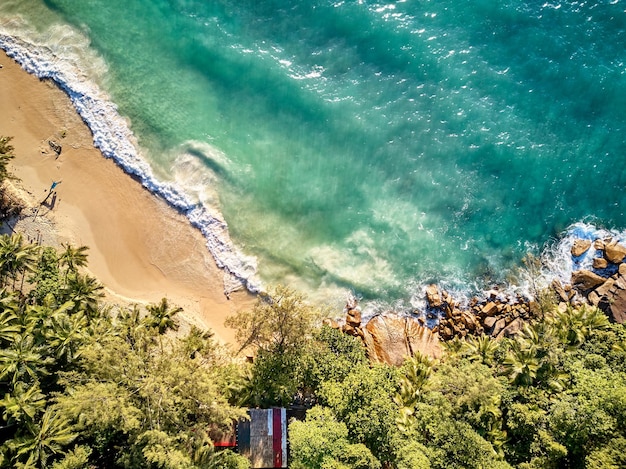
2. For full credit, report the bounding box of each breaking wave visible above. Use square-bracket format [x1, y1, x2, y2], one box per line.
[0, 32, 261, 293]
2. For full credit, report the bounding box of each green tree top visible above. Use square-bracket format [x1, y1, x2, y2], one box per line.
[226, 284, 326, 354]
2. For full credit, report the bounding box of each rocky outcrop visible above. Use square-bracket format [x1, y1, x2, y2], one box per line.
[426, 283, 534, 341]
[560, 237, 626, 323]
[336, 294, 442, 365]
[572, 269, 607, 291]
[361, 314, 442, 365]
[571, 239, 591, 257]
[333, 236, 626, 366]
[593, 258, 609, 270]
[340, 294, 363, 337]
[583, 263, 626, 323]
[425, 284, 443, 308]
[604, 239, 626, 264]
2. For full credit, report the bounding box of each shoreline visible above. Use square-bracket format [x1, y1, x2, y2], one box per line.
[0, 50, 255, 344]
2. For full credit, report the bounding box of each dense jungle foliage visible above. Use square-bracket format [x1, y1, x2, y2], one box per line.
[1, 137, 626, 468]
[0, 235, 625, 469]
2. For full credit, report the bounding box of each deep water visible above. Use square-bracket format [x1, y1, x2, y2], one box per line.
[1, 0, 625, 307]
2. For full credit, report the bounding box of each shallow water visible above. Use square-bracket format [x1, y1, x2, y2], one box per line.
[2, 0, 625, 307]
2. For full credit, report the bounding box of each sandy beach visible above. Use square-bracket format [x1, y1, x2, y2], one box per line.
[0, 50, 255, 344]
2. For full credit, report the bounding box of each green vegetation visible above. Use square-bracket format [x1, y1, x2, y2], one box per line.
[1, 136, 626, 468]
[0, 233, 248, 468]
[1, 233, 626, 468]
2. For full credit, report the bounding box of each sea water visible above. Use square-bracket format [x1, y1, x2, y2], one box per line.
[1, 0, 625, 310]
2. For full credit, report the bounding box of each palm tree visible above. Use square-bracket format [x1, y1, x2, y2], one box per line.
[0, 334, 53, 386]
[63, 273, 104, 317]
[502, 342, 540, 387]
[144, 298, 182, 335]
[548, 304, 609, 347]
[0, 382, 46, 426]
[0, 234, 38, 290]
[117, 304, 147, 349]
[58, 244, 89, 279]
[0, 289, 20, 345]
[6, 407, 77, 468]
[46, 311, 88, 365]
[396, 352, 434, 434]
[0, 310, 20, 347]
[462, 334, 499, 366]
[514, 321, 570, 393]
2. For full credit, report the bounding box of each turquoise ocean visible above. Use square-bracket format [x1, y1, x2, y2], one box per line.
[1, 0, 625, 311]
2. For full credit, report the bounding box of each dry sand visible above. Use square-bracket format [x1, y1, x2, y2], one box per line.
[0, 51, 255, 344]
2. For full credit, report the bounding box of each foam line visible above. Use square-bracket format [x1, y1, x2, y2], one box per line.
[0, 33, 261, 293]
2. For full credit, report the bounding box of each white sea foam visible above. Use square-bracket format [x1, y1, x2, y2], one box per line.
[382, 221, 626, 325]
[542, 221, 625, 283]
[0, 32, 261, 293]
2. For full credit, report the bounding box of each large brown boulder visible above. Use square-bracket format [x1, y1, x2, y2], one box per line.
[587, 270, 626, 323]
[604, 239, 626, 264]
[491, 318, 508, 337]
[571, 239, 592, 257]
[593, 257, 609, 270]
[425, 284, 443, 308]
[483, 316, 497, 330]
[572, 269, 607, 291]
[594, 277, 615, 298]
[496, 318, 524, 339]
[481, 302, 499, 317]
[345, 309, 362, 327]
[551, 279, 570, 302]
[361, 314, 442, 366]
[604, 278, 626, 323]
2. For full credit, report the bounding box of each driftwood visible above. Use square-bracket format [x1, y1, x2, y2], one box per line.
[48, 140, 62, 156]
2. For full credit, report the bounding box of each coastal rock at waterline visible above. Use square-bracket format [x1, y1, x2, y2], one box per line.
[593, 277, 615, 299]
[593, 257, 609, 270]
[425, 284, 443, 308]
[571, 269, 607, 292]
[582, 266, 626, 323]
[481, 302, 499, 317]
[345, 309, 362, 327]
[571, 239, 592, 257]
[460, 311, 478, 330]
[361, 315, 442, 366]
[594, 238, 607, 251]
[604, 239, 626, 264]
[552, 279, 571, 303]
[592, 275, 626, 323]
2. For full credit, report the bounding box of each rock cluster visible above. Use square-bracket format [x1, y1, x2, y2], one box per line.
[325, 296, 442, 365]
[428, 285, 535, 341]
[330, 236, 626, 366]
[563, 237, 626, 323]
